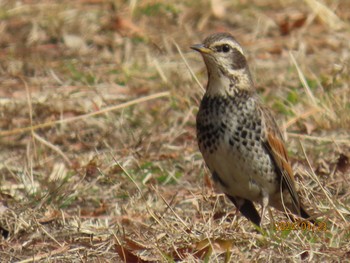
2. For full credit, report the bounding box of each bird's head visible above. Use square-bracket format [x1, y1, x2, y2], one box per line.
[191, 32, 253, 95]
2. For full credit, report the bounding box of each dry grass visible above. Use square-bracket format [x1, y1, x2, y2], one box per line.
[0, 0, 349, 262]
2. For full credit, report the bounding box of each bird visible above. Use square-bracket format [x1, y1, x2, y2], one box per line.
[191, 32, 314, 227]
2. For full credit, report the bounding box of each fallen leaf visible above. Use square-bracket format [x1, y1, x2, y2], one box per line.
[108, 14, 145, 38]
[124, 237, 149, 250]
[37, 208, 61, 224]
[336, 153, 350, 174]
[81, 201, 108, 217]
[171, 238, 233, 261]
[278, 13, 308, 35]
[115, 241, 152, 263]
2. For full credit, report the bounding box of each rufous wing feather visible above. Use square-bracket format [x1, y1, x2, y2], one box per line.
[260, 105, 301, 215]
[265, 132, 301, 214]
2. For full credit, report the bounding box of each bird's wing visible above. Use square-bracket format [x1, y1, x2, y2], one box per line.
[260, 107, 301, 214]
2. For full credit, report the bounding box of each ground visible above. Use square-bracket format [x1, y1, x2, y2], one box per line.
[0, 0, 349, 262]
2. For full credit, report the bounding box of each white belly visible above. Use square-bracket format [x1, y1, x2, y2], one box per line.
[202, 138, 277, 201]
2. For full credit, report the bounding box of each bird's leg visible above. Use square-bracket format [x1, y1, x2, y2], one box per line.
[260, 192, 269, 226]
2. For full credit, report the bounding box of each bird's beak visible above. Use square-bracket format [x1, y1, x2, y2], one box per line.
[191, 44, 212, 54]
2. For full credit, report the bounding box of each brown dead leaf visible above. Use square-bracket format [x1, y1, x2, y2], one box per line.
[277, 13, 308, 35]
[195, 238, 232, 253]
[115, 243, 143, 263]
[204, 173, 213, 189]
[301, 251, 310, 260]
[0, 225, 9, 239]
[213, 211, 235, 221]
[115, 240, 152, 263]
[80, 201, 108, 217]
[171, 238, 233, 261]
[124, 237, 149, 251]
[37, 208, 61, 224]
[303, 121, 317, 135]
[172, 244, 209, 261]
[267, 45, 283, 55]
[108, 15, 144, 38]
[84, 156, 102, 179]
[158, 152, 179, 160]
[336, 153, 350, 174]
[213, 239, 233, 252]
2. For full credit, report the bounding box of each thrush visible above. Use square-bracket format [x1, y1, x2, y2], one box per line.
[191, 32, 314, 226]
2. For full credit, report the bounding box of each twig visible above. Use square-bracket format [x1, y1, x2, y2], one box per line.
[299, 141, 347, 222]
[287, 133, 350, 145]
[173, 40, 205, 93]
[283, 107, 321, 130]
[32, 132, 72, 166]
[289, 52, 318, 107]
[0, 91, 170, 137]
[17, 246, 69, 263]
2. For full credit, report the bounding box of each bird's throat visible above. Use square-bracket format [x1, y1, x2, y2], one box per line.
[206, 68, 253, 97]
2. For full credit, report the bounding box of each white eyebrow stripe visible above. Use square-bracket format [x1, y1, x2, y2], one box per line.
[212, 40, 244, 55]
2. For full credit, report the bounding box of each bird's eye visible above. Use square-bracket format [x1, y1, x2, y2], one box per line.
[222, 44, 230, 52]
[215, 44, 231, 53]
